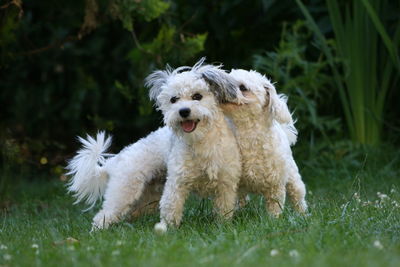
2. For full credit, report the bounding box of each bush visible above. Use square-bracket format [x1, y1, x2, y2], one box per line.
[253, 20, 341, 145]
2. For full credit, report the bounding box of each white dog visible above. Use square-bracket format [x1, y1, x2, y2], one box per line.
[146, 59, 242, 233]
[222, 69, 307, 216]
[66, 59, 242, 231]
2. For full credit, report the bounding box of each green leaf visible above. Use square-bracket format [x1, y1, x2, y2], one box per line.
[360, 0, 400, 72]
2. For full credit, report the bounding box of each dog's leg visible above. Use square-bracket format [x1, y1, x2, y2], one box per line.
[264, 183, 286, 218]
[213, 171, 239, 219]
[286, 164, 307, 214]
[92, 172, 149, 230]
[131, 179, 164, 218]
[154, 176, 190, 233]
[90, 130, 169, 231]
[213, 188, 237, 220]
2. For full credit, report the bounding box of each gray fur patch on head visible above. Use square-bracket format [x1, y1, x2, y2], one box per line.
[145, 57, 240, 104]
[145, 66, 173, 102]
[192, 57, 240, 103]
[145, 65, 192, 104]
[199, 67, 239, 103]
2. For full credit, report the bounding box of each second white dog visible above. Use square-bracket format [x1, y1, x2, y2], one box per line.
[223, 69, 307, 216]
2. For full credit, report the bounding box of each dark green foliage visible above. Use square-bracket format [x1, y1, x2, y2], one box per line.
[110, 0, 170, 30]
[0, 0, 208, 172]
[170, 0, 305, 68]
[296, 0, 400, 145]
[253, 20, 341, 144]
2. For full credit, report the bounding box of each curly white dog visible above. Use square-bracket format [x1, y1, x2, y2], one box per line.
[223, 69, 307, 216]
[146, 59, 242, 233]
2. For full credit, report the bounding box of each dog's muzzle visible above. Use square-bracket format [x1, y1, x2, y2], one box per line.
[179, 108, 191, 118]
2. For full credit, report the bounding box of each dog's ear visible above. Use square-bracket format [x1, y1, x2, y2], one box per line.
[145, 66, 174, 103]
[264, 83, 293, 124]
[200, 66, 240, 103]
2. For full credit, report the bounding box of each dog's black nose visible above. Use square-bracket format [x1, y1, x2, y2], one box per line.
[179, 108, 191, 118]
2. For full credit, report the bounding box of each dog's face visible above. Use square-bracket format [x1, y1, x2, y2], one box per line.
[222, 69, 293, 125]
[157, 71, 219, 136]
[145, 58, 242, 138]
[221, 69, 272, 118]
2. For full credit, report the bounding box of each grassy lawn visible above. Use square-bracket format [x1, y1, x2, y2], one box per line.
[1, 146, 400, 267]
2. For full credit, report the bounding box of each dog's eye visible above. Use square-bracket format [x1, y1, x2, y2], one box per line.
[240, 85, 248, 91]
[192, 93, 203, 101]
[170, 97, 178, 104]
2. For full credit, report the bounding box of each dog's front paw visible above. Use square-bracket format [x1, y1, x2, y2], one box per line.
[154, 221, 168, 235]
[266, 203, 283, 218]
[294, 200, 308, 215]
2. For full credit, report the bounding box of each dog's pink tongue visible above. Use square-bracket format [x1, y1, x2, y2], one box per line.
[181, 120, 196, 133]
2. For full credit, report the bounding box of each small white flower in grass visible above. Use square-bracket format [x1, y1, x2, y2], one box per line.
[116, 240, 123, 246]
[270, 249, 279, 257]
[31, 244, 39, 249]
[289, 249, 299, 258]
[362, 200, 371, 207]
[308, 190, 313, 195]
[112, 250, 120, 256]
[377, 192, 389, 200]
[0, 244, 7, 250]
[390, 188, 396, 194]
[66, 237, 79, 244]
[67, 245, 75, 251]
[3, 254, 12, 261]
[86, 246, 94, 251]
[373, 240, 384, 250]
[353, 192, 361, 203]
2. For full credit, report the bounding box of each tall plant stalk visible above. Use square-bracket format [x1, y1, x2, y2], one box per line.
[296, 0, 400, 145]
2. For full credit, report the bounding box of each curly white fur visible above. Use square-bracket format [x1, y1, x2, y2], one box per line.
[224, 69, 307, 216]
[147, 59, 242, 232]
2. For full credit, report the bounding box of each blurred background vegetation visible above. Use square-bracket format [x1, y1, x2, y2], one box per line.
[0, 0, 399, 188]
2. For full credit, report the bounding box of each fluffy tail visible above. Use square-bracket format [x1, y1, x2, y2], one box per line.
[66, 131, 113, 209]
[276, 94, 298, 146]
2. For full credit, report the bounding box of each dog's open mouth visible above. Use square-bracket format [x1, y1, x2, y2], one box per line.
[181, 120, 199, 133]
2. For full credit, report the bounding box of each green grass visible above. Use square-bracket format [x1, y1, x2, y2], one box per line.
[1, 147, 400, 267]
